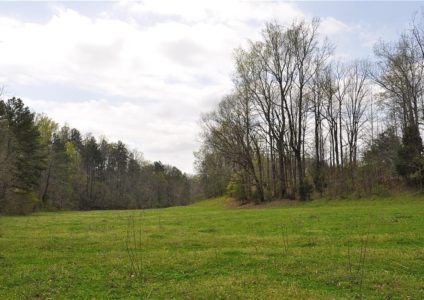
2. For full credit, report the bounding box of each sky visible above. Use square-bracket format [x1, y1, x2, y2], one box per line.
[0, 1, 422, 173]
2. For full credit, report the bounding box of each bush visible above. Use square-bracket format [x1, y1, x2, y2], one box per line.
[2, 189, 38, 215]
[299, 178, 314, 201]
[225, 176, 247, 202]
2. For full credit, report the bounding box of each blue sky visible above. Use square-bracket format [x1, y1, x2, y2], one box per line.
[0, 1, 422, 173]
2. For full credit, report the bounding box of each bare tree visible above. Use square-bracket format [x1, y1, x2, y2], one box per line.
[203, 92, 265, 202]
[344, 61, 370, 185]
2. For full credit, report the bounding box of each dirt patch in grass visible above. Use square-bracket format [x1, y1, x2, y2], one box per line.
[226, 198, 302, 209]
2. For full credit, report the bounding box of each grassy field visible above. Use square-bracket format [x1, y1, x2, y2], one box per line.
[1, 195, 424, 299]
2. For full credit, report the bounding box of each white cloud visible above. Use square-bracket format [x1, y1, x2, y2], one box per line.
[320, 17, 351, 35]
[25, 97, 199, 170]
[0, 1, 358, 172]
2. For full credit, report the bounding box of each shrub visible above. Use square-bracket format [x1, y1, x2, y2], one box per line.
[299, 178, 314, 201]
[2, 188, 39, 215]
[225, 177, 247, 201]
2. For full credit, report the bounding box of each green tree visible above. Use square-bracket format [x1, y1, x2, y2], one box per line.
[396, 125, 424, 185]
[0, 98, 45, 214]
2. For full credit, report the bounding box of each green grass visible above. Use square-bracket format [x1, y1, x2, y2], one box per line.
[1, 195, 424, 299]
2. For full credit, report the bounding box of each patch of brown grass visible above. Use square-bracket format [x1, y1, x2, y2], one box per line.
[226, 197, 302, 209]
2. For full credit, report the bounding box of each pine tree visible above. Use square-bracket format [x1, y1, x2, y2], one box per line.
[0, 98, 46, 214]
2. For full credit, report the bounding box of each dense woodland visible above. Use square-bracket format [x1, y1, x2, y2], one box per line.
[0, 98, 194, 214]
[196, 15, 424, 202]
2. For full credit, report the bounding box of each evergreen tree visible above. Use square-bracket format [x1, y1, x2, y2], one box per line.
[0, 98, 45, 213]
[396, 125, 424, 185]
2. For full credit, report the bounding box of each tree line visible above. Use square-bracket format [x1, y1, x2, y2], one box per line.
[196, 14, 424, 202]
[0, 98, 196, 214]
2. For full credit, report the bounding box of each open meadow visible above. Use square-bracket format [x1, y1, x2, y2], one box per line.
[1, 195, 424, 299]
[3, 2, 424, 299]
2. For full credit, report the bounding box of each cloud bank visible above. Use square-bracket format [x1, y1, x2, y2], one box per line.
[0, 1, 369, 172]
